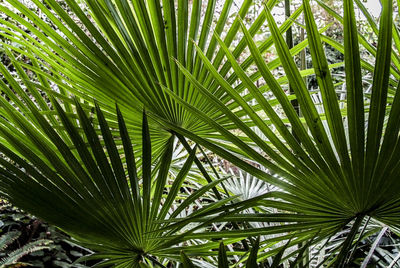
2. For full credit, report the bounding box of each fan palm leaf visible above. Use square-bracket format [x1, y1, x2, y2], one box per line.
[158, 0, 400, 265]
[0, 0, 399, 266]
[0, 94, 233, 266]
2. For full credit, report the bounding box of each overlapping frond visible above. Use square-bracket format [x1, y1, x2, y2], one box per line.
[0, 0, 399, 266]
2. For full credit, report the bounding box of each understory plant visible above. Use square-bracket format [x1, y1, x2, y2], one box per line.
[0, 0, 399, 267]
[0, 201, 94, 267]
[0, 230, 51, 267]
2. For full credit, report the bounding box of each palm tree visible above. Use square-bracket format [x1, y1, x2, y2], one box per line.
[0, 0, 399, 266]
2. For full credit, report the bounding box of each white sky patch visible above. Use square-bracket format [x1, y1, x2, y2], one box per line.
[363, 0, 382, 18]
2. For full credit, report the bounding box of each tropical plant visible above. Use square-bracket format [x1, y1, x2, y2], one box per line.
[0, 0, 399, 266]
[0, 201, 94, 267]
[180, 237, 274, 267]
[0, 230, 52, 267]
[0, 95, 237, 266]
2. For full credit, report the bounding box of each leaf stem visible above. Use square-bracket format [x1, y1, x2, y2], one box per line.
[336, 214, 365, 267]
[145, 254, 167, 268]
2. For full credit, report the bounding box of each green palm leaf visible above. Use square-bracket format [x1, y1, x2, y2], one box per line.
[0, 0, 399, 266]
[0, 97, 229, 266]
